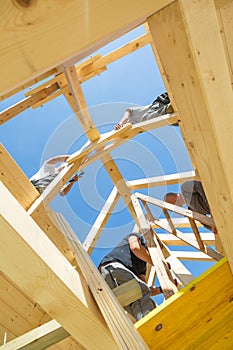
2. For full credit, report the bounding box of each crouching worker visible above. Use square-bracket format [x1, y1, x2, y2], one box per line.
[98, 233, 162, 321]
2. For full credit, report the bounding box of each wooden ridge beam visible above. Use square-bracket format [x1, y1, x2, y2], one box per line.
[0, 183, 116, 350]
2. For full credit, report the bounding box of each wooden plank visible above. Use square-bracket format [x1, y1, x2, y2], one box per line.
[172, 251, 214, 261]
[127, 170, 197, 190]
[136, 258, 233, 349]
[131, 195, 178, 298]
[188, 218, 205, 251]
[135, 192, 214, 228]
[0, 321, 69, 350]
[64, 73, 140, 225]
[148, 0, 233, 271]
[153, 217, 203, 229]
[0, 183, 117, 350]
[64, 66, 100, 141]
[83, 187, 119, 254]
[0, 273, 50, 328]
[215, 0, 233, 9]
[0, 84, 59, 125]
[142, 200, 194, 286]
[0, 144, 39, 210]
[0, 68, 57, 102]
[56, 214, 150, 350]
[19, 32, 151, 111]
[157, 232, 215, 246]
[150, 215, 222, 261]
[78, 33, 152, 79]
[217, 1, 233, 87]
[0, 0, 174, 95]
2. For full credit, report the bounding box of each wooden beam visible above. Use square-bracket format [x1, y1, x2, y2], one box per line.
[127, 170, 196, 190]
[149, 216, 222, 261]
[135, 192, 214, 228]
[131, 195, 178, 298]
[56, 214, 150, 350]
[0, 320, 69, 350]
[0, 183, 117, 350]
[0, 84, 59, 125]
[136, 258, 233, 349]
[83, 187, 119, 254]
[0, 0, 174, 95]
[0, 144, 40, 210]
[148, 0, 233, 271]
[217, 1, 233, 87]
[64, 66, 100, 141]
[157, 233, 215, 246]
[172, 251, 213, 261]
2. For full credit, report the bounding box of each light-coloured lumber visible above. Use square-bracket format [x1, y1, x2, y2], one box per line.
[63, 70, 140, 224]
[0, 84, 58, 125]
[217, 1, 233, 87]
[78, 33, 152, 79]
[127, 170, 196, 190]
[64, 66, 100, 141]
[19, 33, 151, 111]
[0, 183, 117, 350]
[142, 200, 194, 286]
[0, 273, 50, 328]
[143, 202, 193, 285]
[149, 215, 222, 261]
[67, 124, 132, 165]
[56, 214, 150, 350]
[0, 320, 69, 350]
[131, 195, 178, 298]
[148, 0, 233, 271]
[188, 218, 205, 251]
[135, 192, 214, 229]
[215, 0, 233, 9]
[0, 0, 174, 96]
[0, 68, 57, 102]
[165, 254, 194, 285]
[136, 258, 233, 349]
[83, 186, 119, 254]
[157, 232, 215, 246]
[153, 217, 203, 229]
[0, 144, 75, 262]
[172, 251, 214, 261]
[0, 144, 39, 210]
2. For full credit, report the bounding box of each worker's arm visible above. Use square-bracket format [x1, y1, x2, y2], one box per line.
[45, 155, 70, 165]
[114, 109, 131, 130]
[128, 235, 153, 265]
[59, 174, 79, 197]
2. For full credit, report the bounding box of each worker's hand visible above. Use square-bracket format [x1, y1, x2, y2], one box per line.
[114, 123, 123, 130]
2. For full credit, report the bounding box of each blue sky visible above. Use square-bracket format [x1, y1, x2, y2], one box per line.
[0, 25, 214, 305]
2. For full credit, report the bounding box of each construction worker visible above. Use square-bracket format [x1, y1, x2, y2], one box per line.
[30, 155, 83, 195]
[164, 180, 224, 254]
[98, 233, 162, 321]
[114, 92, 178, 130]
